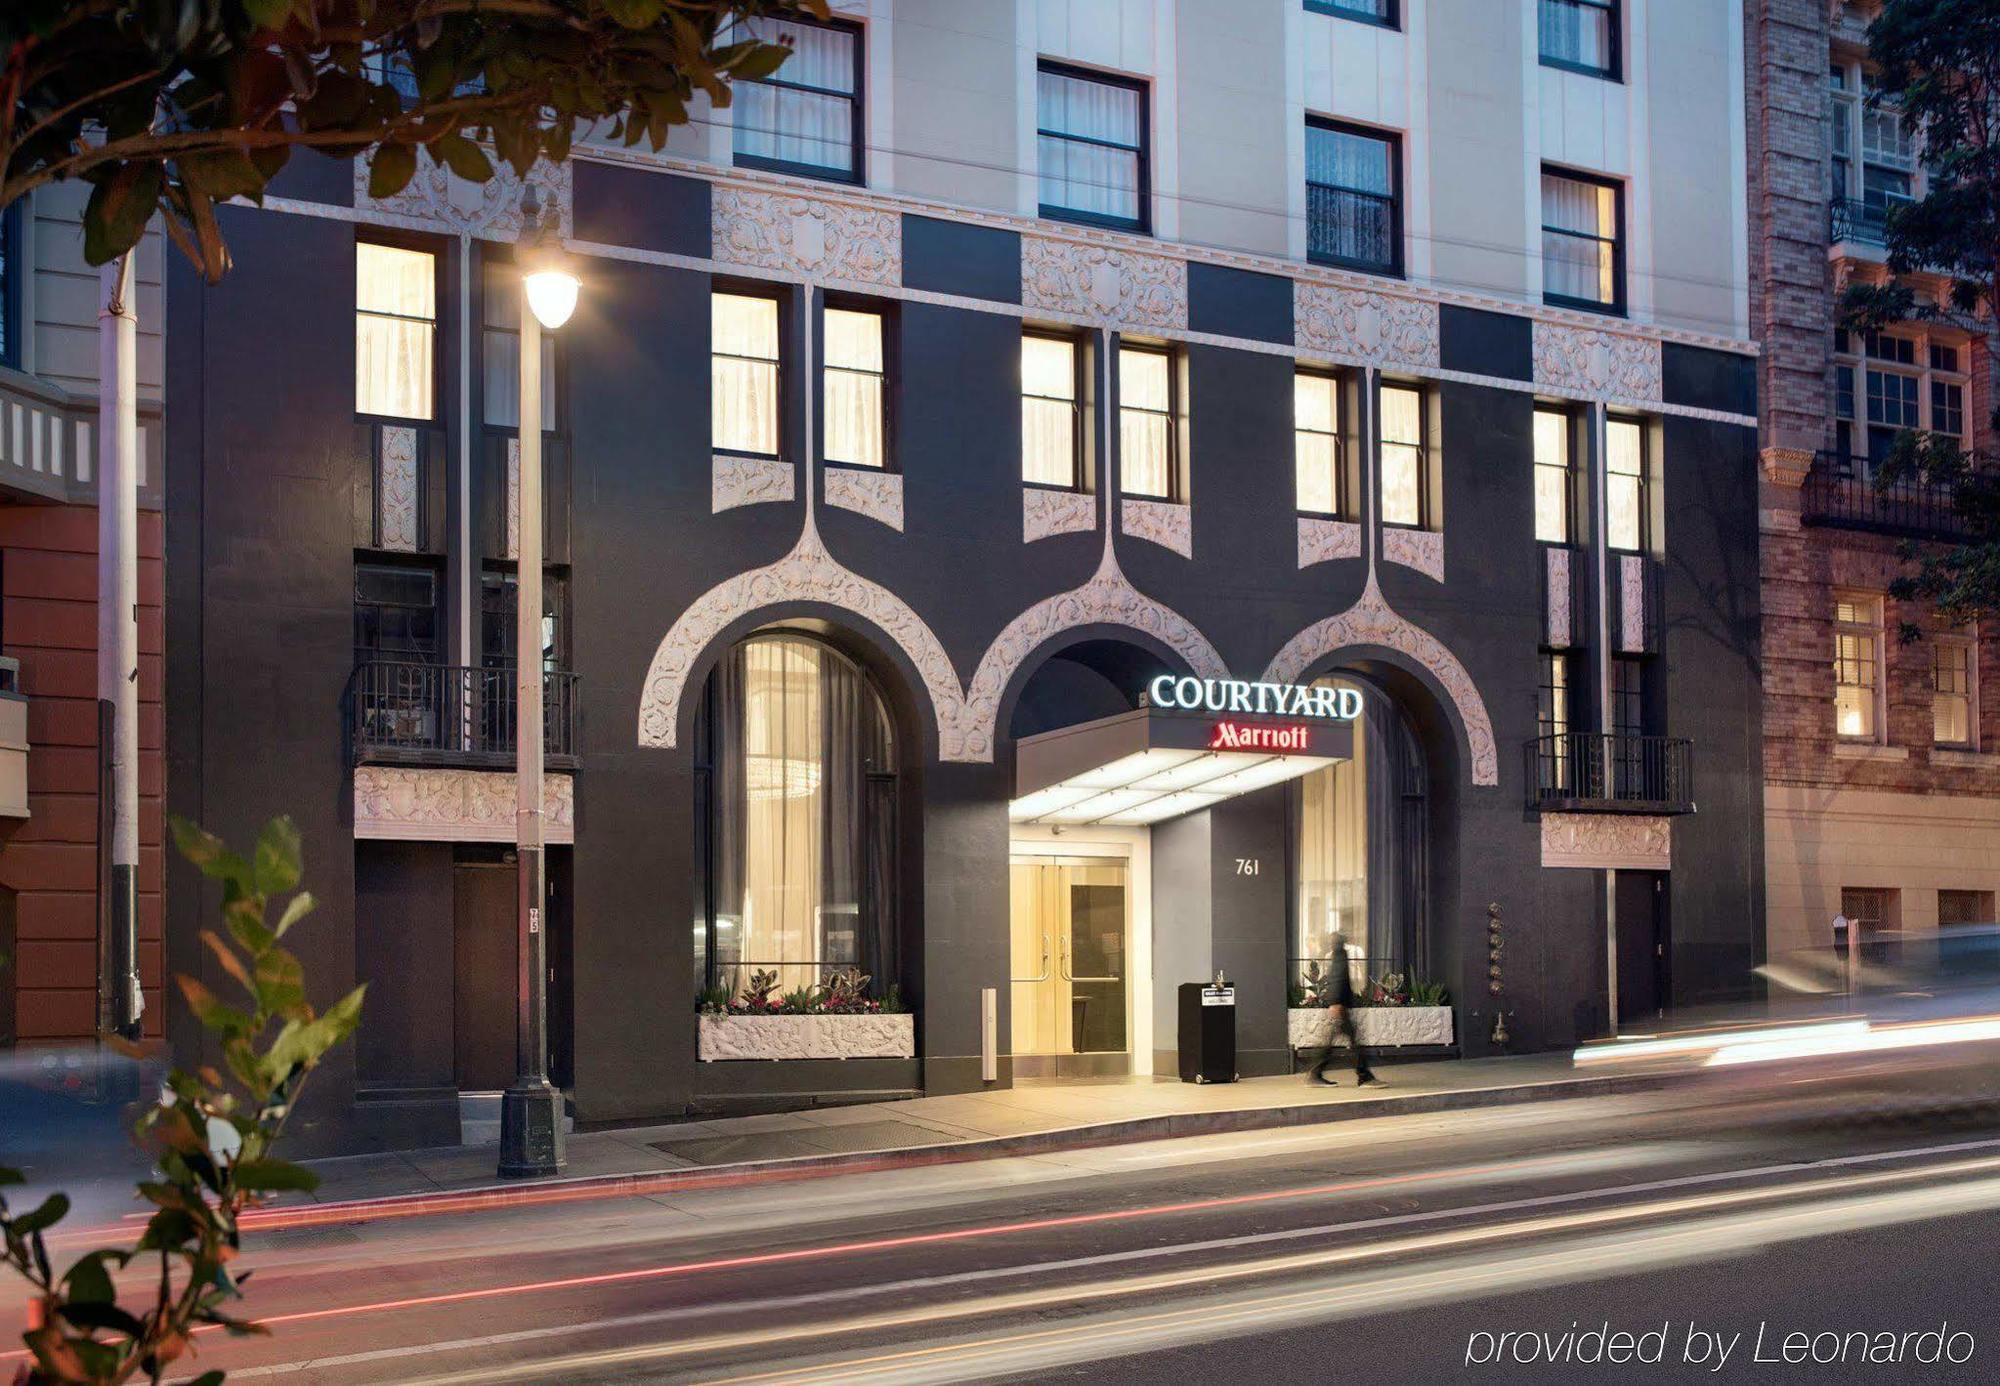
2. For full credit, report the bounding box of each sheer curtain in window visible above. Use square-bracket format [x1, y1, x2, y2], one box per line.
[1540, 0, 1611, 71]
[1606, 419, 1644, 550]
[823, 308, 884, 467]
[1118, 349, 1172, 498]
[1296, 706, 1368, 969]
[1022, 336, 1079, 487]
[1295, 372, 1340, 514]
[1306, 125, 1395, 268]
[356, 243, 435, 419]
[1542, 173, 1617, 305]
[1038, 69, 1142, 223]
[713, 293, 781, 456]
[734, 20, 857, 175]
[1379, 385, 1423, 526]
[482, 268, 556, 429]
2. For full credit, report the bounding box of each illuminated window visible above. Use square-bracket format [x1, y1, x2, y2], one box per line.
[1118, 345, 1175, 499]
[1295, 370, 1342, 516]
[1022, 333, 1082, 488]
[1379, 383, 1425, 528]
[1606, 417, 1646, 552]
[713, 291, 782, 457]
[1834, 594, 1883, 742]
[356, 242, 436, 420]
[823, 307, 886, 468]
[1933, 628, 1976, 749]
[1533, 408, 1572, 544]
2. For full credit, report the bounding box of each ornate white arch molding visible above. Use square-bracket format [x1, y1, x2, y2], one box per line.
[636, 515, 968, 754]
[1263, 573, 1500, 787]
[952, 545, 1230, 762]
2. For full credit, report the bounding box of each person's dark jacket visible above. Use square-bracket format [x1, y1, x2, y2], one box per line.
[1325, 956, 1355, 1008]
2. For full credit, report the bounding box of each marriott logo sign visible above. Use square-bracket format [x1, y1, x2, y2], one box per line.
[1208, 721, 1311, 752]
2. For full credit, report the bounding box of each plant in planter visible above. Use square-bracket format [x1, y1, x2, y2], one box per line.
[739, 969, 781, 1014]
[1363, 972, 1411, 1007]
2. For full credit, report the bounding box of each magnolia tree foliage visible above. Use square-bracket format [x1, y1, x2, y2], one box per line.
[1840, 0, 2000, 629]
[1, 0, 827, 279]
[0, 818, 360, 1386]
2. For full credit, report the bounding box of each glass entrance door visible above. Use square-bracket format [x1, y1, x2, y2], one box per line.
[1009, 858, 1129, 1077]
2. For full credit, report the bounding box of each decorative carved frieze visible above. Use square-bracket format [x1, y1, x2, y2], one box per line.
[1383, 527, 1444, 583]
[1295, 283, 1440, 370]
[1541, 812, 1671, 870]
[1761, 446, 1814, 488]
[354, 767, 574, 844]
[1297, 517, 1362, 569]
[1264, 573, 1499, 786]
[378, 426, 420, 553]
[354, 157, 572, 241]
[1024, 488, 1098, 543]
[1021, 236, 1187, 329]
[712, 454, 795, 513]
[824, 467, 904, 532]
[1531, 322, 1664, 402]
[1620, 554, 1648, 654]
[711, 187, 900, 285]
[1546, 545, 1573, 648]
[1121, 498, 1192, 558]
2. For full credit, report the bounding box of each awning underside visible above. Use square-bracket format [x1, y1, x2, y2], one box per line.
[1008, 746, 1336, 827]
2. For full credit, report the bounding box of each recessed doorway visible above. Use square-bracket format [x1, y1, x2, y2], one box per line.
[1009, 857, 1130, 1078]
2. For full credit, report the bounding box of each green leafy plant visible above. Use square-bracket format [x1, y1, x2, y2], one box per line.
[776, 987, 817, 1015]
[696, 984, 732, 1016]
[740, 968, 781, 1011]
[1295, 960, 1339, 1009]
[880, 983, 905, 1015]
[1409, 979, 1451, 1007]
[0, 816, 364, 1386]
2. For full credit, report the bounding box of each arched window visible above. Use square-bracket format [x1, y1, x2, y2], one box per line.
[1292, 676, 1429, 990]
[694, 634, 897, 999]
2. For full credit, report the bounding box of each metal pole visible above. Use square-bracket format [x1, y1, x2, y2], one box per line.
[498, 298, 564, 1177]
[97, 253, 140, 1042]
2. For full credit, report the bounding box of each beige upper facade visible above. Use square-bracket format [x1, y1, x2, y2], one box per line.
[634, 0, 1749, 344]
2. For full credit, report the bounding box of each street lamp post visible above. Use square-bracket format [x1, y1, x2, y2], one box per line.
[498, 193, 579, 1179]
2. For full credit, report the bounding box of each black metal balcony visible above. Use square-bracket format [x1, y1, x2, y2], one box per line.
[1800, 451, 1977, 542]
[349, 660, 580, 769]
[1525, 733, 1694, 815]
[1829, 196, 1900, 249]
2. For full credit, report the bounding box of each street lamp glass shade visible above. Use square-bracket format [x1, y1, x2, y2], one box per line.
[523, 268, 579, 331]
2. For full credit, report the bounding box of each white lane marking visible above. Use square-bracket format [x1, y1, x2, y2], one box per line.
[207, 1135, 2000, 1382]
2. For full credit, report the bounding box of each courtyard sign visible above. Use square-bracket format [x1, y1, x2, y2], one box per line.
[1148, 675, 1362, 721]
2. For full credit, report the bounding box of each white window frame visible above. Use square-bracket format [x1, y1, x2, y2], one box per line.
[1932, 624, 1978, 751]
[1833, 591, 1885, 744]
[1832, 326, 1969, 470]
[1828, 60, 1919, 209]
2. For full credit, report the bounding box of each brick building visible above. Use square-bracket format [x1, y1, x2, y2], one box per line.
[1749, 0, 2000, 961]
[0, 188, 166, 1048]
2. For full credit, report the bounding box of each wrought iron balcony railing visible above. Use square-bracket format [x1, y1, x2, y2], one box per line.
[1829, 196, 1900, 249]
[1800, 450, 1977, 542]
[1525, 733, 1694, 815]
[349, 660, 580, 768]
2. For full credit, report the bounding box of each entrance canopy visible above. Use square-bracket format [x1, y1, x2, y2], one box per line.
[1010, 705, 1353, 828]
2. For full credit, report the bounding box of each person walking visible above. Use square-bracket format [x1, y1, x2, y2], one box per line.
[1309, 932, 1380, 1086]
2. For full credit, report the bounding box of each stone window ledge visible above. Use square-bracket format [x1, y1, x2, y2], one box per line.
[1933, 748, 2000, 770]
[1833, 742, 1910, 762]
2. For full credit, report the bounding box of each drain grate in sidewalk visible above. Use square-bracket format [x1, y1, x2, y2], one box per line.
[652, 1119, 951, 1165]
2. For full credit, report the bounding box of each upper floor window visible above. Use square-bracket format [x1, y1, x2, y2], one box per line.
[1306, 120, 1402, 276]
[1022, 332, 1082, 489]
[1834, 328, 1966, 467]
[1378, 382, 1427, 528]
[1542, 167, 1624, 314]
[1295, 369, 1343, 517]
[481, 258, 557, 430]
[1539, 0, 1619, 80]
[1606, 416, 1646, 552]
[824, 306, 886, 468]
[713, 290, 782, 458]
[1304, 0, 1396, 28]
[1933, 626, 1977, 749]
[1829, 64, 1916, 238]
[354, 562, 440, 662]
[1536, 649, 1575, 793]
[1118, 345, 1176, 500]
[1533, 408, 1573, 544]
[733, 15, 863, 183]
[1834, 593, 1883, 742]
[356, 241, 436, 420]
[1037, 63, 1148, 233]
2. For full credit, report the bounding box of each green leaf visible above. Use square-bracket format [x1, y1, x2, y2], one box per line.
[429, 131, 493, 182]
[171, 817, 254, 890]
[201, 927, 256, 996]
[55, 1300, 145, 1337]
[0, 1166, 23, 1188]
[368, 142, 418, 199]
[254, 945, 307, 1018]
[178, 975, 256, 1037]
[178, 147, 267, 204]
[230, 1158, 319, 1193]
[243, 0, 297, 26]
[62, 1249, 121, 1304]
[274, 890, 316, 937]
[252, 817, 303, 896]
[82, 162, 164, 266]
[12, 1192, 69, 1235]
[600, 0, 663, 28]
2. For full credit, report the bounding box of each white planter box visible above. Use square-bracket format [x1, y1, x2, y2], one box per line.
[1288, 1006, 1453, 1050]
[698, 1013, 915, 1061]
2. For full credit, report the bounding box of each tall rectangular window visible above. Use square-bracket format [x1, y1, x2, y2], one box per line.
[1378, 383, 1425, 528]
[1533, 408, 1572, 544]
[1542, 168, 1624, 313]
[1022, 333, 1081, 489]
[1118, 345, 1174, 500]
[1306, 120, 1402, 275]
[356, 242, 436, 420]
[712, 291, 782, 457]
[732, 16, 862, 183]
[353, 563, 441, 662]
[823, 307, 886, 468]
[481, 258, 557, 429]
[1606, 417, 1646, 552]
[1933, 629, 1976, 749]
[1537, 649, 1573, 793]
[1305, 0, 1396, 26]
[1834, 594, 1883, 742]
[1295, 370, 1342, 516]
[1833, 329, 1967, 466]
[1037, 63, 1148, 233]
[1539, 0, 1618, 80]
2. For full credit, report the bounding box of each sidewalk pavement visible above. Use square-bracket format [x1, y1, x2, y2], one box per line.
[278, 1050, 1675, 1214]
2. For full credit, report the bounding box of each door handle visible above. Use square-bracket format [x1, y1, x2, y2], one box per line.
[1011, 934, 1053, 984]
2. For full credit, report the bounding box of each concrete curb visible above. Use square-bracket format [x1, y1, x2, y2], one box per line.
[244, 1067, 1679, 1231]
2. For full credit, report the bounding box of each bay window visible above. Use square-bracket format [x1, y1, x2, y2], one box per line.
[1037, 63, 1148, 233]
[732, 15, 863, 183]
[713, 290, 782, 458]
[356, 241, 437, 420]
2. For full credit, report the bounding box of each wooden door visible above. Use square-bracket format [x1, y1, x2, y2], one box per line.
[453, 864, 517, 1091]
